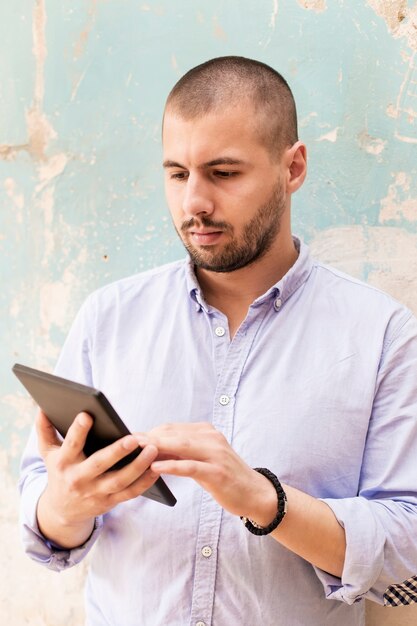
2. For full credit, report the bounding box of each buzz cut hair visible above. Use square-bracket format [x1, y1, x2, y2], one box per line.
[164, 56, 298, 159]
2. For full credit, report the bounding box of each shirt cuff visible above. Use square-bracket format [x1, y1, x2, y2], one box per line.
[20, 474, 103, 571]
[313, 497, 385, 605]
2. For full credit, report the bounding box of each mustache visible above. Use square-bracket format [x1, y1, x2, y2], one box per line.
[180, 216, 233, 233]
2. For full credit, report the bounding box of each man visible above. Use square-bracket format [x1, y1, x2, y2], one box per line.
[19, 56, 417, 625]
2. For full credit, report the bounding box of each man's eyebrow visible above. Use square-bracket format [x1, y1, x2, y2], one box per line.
[204, 157, 246, 167]
[163, 160, 184, 169]
[163, 157, 246, 169]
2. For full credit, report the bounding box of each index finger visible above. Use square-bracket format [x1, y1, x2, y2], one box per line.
[82, 434, 142, 478]
[141, 422, 219, 459]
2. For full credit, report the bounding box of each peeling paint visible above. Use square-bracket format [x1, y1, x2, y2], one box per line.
[39, 280, 73, 331]
[299, 112, 318, 128]
[385, 48, 417, 142]
[28, 0, 55, 162]
[0, 0, 57, 163]
[379, 172, 417, 223]
[40, 187, 56, 263]
[73, 0, 102, 60]
[9, 296, 21, 319]
[386, 103, 398, 118]
[317, 127, 340, 142]
[310, 226, 417, 315]
[270, 0, 279, 28]
[26, 108, 56, 162]
[71, 64, 91, 102]
[394, 52, 416, 114]
[1, 395, 36, 430]
[32, 0, 47, 107]
[4, 178, 25, 214]
[36, 153, 69, 193]
[394, 131, 417, 143]
[368, 1, 417, 51]
[367, 0, 407, 33]
[0, 143, 29, 161]
[39, 250, 88, 335]
[212, 15, 227, 40]
[357, 130, 386, 156]
[297, 0, 327, 12]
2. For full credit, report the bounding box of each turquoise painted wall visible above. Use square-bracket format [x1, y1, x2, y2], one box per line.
[1, 1, 416, 623]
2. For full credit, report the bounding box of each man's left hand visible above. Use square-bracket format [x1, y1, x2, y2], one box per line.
[137, 422, 276, 524]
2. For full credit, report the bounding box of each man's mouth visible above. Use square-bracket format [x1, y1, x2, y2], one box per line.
[189, 230, 223, 245]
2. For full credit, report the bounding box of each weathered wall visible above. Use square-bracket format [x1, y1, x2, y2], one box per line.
[1, 1, 417, 624]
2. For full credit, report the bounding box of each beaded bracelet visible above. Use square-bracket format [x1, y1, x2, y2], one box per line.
[240, 467, 288, 536]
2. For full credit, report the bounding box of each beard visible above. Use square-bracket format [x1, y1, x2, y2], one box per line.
[176, 180, 286, 273]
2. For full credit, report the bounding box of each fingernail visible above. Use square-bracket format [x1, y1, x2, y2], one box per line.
[77, 413, 89, 426]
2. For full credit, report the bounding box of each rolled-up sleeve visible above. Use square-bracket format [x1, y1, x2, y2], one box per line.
[315, 313, 417, 605]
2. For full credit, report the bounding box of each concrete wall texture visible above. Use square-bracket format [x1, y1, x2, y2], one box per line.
[1, 0, 417, 624]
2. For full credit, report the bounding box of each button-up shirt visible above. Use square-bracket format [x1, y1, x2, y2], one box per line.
[19, 239, 417, 625]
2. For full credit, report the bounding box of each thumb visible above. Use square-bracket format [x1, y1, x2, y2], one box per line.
[36, 410, 62, 458]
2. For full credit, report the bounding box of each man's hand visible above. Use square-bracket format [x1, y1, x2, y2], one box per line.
[36, 410, 159, 549]
[138, 422, 277, 524]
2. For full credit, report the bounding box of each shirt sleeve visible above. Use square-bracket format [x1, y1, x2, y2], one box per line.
[314, 312, 417, 605]
[18, 294, 104, 571]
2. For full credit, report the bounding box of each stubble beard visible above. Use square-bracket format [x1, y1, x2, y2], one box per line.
[177, 181, 286, 273]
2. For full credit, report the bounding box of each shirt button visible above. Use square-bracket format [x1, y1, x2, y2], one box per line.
[214, 326, 226, 337]
[201, 545, 212, 558]
[274, 298, 282, 311]
[196, 622, 206, 626]
[219, 394, 230, 406]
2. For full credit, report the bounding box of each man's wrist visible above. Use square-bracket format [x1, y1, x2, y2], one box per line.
[241, 468, 288, 535]
[37, 490, 95, 549]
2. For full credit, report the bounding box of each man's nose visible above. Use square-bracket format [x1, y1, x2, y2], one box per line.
[182, 174, 214, 218]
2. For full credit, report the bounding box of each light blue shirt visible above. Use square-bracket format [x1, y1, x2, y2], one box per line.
[19, 239, 417, 626]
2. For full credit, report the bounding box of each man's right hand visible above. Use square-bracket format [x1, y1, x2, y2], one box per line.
[35, 410, 160, 549]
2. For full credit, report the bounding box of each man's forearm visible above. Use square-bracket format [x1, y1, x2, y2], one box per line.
[250, 482, 346, 577]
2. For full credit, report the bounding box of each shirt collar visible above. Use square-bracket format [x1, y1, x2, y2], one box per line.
[185, 261, 208, 311]
[185, 236, 314, 311]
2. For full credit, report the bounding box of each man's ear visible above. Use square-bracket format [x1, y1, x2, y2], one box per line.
[284, 141, 307, 194]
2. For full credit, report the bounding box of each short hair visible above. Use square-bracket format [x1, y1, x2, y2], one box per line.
[164, 56, 298, 159]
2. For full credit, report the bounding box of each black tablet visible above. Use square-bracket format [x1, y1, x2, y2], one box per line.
[13, 363, 176, 507]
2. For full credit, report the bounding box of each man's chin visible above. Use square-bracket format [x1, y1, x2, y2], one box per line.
[190, 254, 232, 273]
[191, 254, 258, 274]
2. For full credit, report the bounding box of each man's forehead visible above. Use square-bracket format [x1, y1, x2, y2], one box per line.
[162, 106, 269, 160]
[163, 101, 260, 134]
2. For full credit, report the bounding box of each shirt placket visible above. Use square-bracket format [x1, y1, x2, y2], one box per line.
[189, 302, 271, 626]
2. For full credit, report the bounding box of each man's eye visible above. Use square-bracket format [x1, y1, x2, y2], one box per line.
[170, 172, 188, 180]
[214, 170, 237, 178]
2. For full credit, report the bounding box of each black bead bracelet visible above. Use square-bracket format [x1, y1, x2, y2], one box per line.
[241, 467, 288, 536]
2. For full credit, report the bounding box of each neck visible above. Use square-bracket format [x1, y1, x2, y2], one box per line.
[196, 234, 299, 315]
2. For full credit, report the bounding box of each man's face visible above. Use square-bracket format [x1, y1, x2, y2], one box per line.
[162, 104, 289, 273]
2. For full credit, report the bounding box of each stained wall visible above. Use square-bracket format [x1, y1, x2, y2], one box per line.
[1, 1, 417, 624]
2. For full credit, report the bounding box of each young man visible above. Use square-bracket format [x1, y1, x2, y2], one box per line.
[20, 57, 417, 625]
